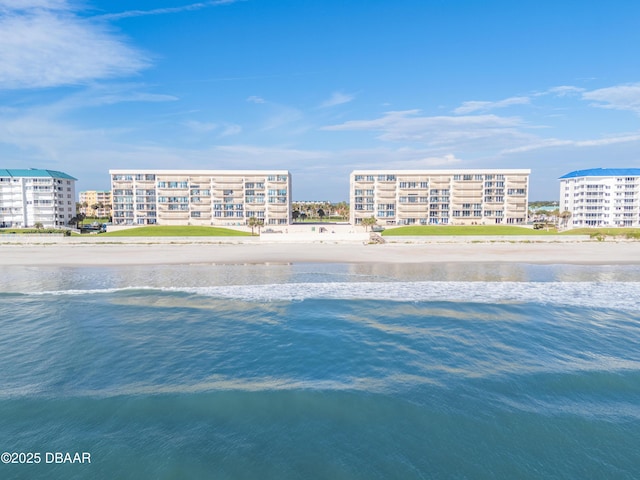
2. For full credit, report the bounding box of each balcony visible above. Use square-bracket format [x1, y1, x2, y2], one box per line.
[158, 211, 189, 219]
[268, 205, 289, 214]
[189, 176, 214, 183]
[397, 205, 429, 213]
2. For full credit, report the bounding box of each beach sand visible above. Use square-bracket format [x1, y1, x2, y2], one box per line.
[1, 241, 639, 266]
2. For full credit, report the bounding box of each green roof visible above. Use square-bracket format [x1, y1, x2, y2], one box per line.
[0, 168, 77, 180]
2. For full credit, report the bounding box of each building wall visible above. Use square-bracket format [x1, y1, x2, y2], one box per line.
[0, 169, 76, 228]
[109, 170, 292, 227]
[559, 169, 640, 227]
[350, 169, 530, 226]
[79, 190, 112, 218]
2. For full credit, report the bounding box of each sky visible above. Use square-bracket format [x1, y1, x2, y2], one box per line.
[1, 0, 640, 201]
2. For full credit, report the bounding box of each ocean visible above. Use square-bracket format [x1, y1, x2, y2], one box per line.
[1, 262, 639, 479]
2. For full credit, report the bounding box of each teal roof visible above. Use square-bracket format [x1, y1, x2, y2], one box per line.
[560, 168, 640, 179]
[0, 168, 77, 180]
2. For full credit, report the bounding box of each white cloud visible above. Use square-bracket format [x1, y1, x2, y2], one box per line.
[0, 4, 149, 89]
[320, 91, 355, 108]
[348, 150, 461, 170]
[95, 0, 242, 21]
[582, 84, 640, 114]
[245, 96, 305, 131]
[67, 87, 177, 108]
[263, 107, 303, 131]
[546, 85, 585, 97]
[220, 124, 242, 136]
[12, 83, 178, 116]
[0, 0, 70, 10]
[0, 109, 114, 162]
[215, 145, 327, 162]
[246, 95, 266, 104]
[323, 110, 527, 147]
[454, 96, 530, 114]
[184, 120, 241, 136]
[502, 132, 640, 154]
[184, 120, 218, 133]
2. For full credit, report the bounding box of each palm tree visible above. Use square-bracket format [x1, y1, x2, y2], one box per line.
[335, 201, 349, 221]
[247, 216, 263, 235]
[560, 210, 572, 228]
[361, 216, 377, 232]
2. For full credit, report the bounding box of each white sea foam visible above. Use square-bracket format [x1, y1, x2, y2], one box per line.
[16, 281, 640, 310]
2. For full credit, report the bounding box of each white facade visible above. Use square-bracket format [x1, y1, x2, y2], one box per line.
[110, 170, 292, 227]
[0, 169, 77, 228]
[559, 168, 640, 228]
[350, 169, 530, 226]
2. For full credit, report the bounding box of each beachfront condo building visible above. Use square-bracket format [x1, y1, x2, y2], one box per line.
[109, 169, 291, 227]
[0, 168, 77, 228]
[79, 190, 112, 218]
[350, 169, 530, 226]
[559, 168, 640, 228]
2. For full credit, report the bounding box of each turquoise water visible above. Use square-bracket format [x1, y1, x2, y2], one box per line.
[1, 263, 639, 479]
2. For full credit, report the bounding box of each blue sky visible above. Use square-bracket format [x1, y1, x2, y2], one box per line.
[1, 0, 640, 201]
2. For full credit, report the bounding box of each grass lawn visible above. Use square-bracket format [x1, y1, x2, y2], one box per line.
[80, 218, 110, 225]
[381, 225, 559, 236]
[101, 226, 251, 237]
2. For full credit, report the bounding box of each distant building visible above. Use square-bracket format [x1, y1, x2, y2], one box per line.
[0, 168, 77, 228]
[350, 169, 530, 226]
[559, 168, 640, 227]
[109, 169, 291, 227]
[79, 190, 112, 218]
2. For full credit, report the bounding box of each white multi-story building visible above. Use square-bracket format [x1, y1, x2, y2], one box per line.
[350, 169, 530, 226]
[109, 170, 291, 227]
[559, 168, 640, 227]
[0, 168, 77, 228]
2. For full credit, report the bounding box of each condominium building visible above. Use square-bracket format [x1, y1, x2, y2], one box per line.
[78, 190, 112, 218]
[109, 170, 291, 226]
[350, 169, 530, 226]
[0, 168, 77, 228]
[559, 168, 640, 227]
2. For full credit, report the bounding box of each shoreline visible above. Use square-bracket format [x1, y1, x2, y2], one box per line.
[1, 241, 639, 266]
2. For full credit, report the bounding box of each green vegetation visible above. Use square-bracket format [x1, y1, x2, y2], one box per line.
[292, 201, 349, 222]
[382, 225, 640, 238]
[381, 225, 559, 236]
[100, 226, 251, 237]
[361, 216, 378, 232]
[529, 200, 559, 208]
[0, 228, 72, 235]
[80, 217, 110, 225]
[559, 228, 640, 239]
[247, 217, 264, 235]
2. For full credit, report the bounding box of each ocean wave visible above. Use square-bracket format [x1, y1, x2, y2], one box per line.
[5, 281, 640, 310]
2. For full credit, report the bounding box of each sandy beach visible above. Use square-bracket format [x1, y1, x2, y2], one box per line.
[1, 241, 639, 266]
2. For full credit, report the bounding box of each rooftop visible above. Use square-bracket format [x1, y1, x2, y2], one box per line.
[0, 168, 77, 180]
[559, 168, 640, 179]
